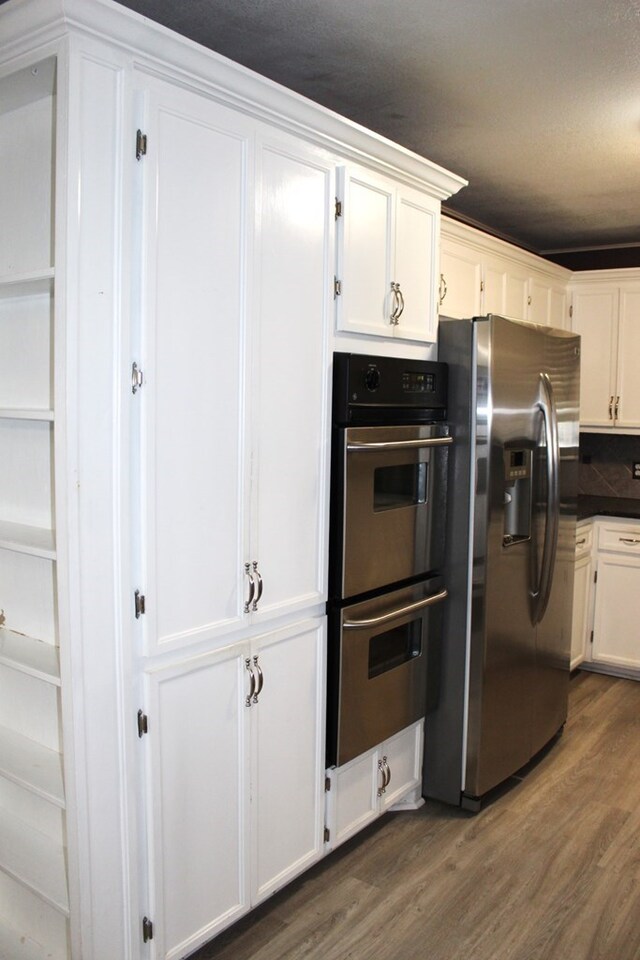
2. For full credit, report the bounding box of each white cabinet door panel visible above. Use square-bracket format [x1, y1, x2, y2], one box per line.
[337, 166, 394, 336]
[616, 287, 640, 428]
[570, 287, 618, 428]
[252, 137, 330, 620]
[439, 240, 482, 319]
[571, 552, 591, 669]
[252, 619, 325, 902]
[592, 554, 640, 670]
[393, 185, 439, 341]
[528, 277, 551, 326]
[138, 80, 252, 654]
[145, 645, 250, 960]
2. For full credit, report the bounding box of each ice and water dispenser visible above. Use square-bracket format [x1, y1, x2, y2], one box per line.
[502, 447, 532, 546]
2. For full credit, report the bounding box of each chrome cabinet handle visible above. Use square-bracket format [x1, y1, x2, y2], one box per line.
[620, 537, 640, 545]
[395, 284, 404, 322]
[383, 757, 391, 790]
[245, 657, 256, 707]
[609, 395, 614, 420]
[244, 562, 255, 613]
[343, 588, 448, 631]
[377, 758, 386, 797]
[390, 282, 401, 325]
[252, 561, 263, 611]
[576, 538, 586, 546]
[253, 655, 264, 702]
[439, 273, 447, 305]
[615, 395, 620, 420]
[346, 435, 453, 453]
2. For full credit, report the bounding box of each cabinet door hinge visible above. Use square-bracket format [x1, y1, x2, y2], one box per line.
[142, 916, 153, 942]
[594, 570, 598, 584]
[136, 129, 147, 160]
[137, 709, 148, 738]
[590, 630, 594, 644]
[135, 590, 146, 618]
[324, 775, 331, 792]
[131, 362, 144, 394]
[334, 277, 342, 298]
[334, 198, 343, 220]
[323, 826, 330, 843]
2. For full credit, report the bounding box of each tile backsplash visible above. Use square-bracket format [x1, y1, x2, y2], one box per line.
[579, 433, 640, 499]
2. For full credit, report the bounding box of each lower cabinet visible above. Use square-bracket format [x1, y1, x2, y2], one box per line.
[591, 520, 640, 673]
[143, 617, 326, 960]
[570, 521, 593, 670]
[325, 720, 423, 850]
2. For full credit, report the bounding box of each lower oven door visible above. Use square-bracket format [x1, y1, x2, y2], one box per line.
[338, 423, 450, 599]
[329, 576, 447, 767]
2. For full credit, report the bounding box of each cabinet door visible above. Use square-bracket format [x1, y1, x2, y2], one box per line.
[393, 184, 439, 342]
[330, 749, 379, 849]
[592, 554, 640, 670]
[482, 254, 508, 315]
[439, 238, 482, 319]
[144, 644, 251, 960]
[528, 276, 551, 326]
[252, 619, 325, 903]
[549, 284, 568, 330]
[379, 720, 423, 811]
[616, 287, 640, 428]
[570, 553, 591, 670]
[504, 263, 529, 321]
[251, 134, 331, 622]
[336, 165, 394, 337]
[135, 77, 253, 655]
[570, 286, 618, 428]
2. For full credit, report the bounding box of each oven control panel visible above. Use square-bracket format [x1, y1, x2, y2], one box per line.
[333, 352, 448, 425]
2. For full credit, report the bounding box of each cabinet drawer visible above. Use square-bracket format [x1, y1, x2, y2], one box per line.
[575, 523, 593, 557]
[598, 522, 640, 554]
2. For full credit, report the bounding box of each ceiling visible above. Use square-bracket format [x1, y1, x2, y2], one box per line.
[38, 0, 640, 256]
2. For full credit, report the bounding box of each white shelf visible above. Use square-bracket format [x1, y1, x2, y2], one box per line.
[0, 629, 60, 685]
[0, 726, 64, 808]
[0, 521, 55, 560]
[0, 807, 69, 916]
[0, 920, 50, 960]
[0, 268, 54, 300]
[0, 409, 54, 421]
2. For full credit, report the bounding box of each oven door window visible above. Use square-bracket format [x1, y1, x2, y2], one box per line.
[373, 462, 428, 512]
[368, 618, 423, 678]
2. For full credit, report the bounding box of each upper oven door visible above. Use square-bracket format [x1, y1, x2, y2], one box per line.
[339, 423, 451, 598]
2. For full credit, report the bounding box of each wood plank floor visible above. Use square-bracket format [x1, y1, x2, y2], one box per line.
[192, 671, 640, 960]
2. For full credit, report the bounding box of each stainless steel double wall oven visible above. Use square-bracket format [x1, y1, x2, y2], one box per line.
[327, 353, 451, 768]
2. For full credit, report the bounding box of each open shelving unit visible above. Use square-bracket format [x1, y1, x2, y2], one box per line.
[0, 55, 70, 959]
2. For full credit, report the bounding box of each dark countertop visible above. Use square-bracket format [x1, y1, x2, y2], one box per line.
[577, 495, 640, 521]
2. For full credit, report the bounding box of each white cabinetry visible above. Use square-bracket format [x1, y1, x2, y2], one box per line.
[569, 272, 640, 432]
[135, 75, 331, 658]
[591, 519, 640, 674]
[145, 618, 325, 960]
[336, 166, 440, 342]
[439, 219, 569, 327]
[326, 721, 423, 850]
[0, 2, 464, 957]
[570, 521, 593, 670]
[0, 57, 71, 958]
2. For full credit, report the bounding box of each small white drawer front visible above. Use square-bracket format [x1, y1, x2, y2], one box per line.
[598, 521, 640, 554]
[575, 522, 593, 557]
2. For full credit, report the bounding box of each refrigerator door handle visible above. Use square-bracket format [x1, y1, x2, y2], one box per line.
[533, 372, 560, 624]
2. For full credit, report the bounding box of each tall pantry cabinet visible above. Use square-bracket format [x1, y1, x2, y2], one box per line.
[0, 2, 465, 959]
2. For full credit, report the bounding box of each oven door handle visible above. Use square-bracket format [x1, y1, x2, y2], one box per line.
[346, 436, 453, 453]
[342, 588, 448, 630]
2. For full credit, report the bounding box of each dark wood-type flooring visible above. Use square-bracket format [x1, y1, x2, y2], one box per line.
[192, 671, 640, 960]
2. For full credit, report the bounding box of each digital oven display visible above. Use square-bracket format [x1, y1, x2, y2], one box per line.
[402, 371, 435, 393]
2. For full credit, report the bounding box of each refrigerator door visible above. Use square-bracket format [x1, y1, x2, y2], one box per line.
[530, 327, 580, 754]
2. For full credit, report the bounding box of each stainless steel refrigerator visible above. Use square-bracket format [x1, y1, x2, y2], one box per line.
[424, 315, 580, 810]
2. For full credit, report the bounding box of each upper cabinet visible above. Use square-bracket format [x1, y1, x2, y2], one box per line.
[335, 165, 442, 343]
[439, 218, 569, 328]
[569, 271, 640, 433]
